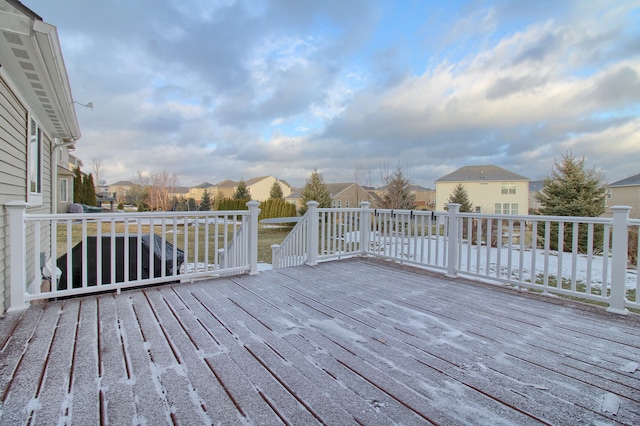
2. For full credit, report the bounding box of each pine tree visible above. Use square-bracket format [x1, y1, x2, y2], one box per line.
[73, 166, 83, 204]
[199, 190, 212, 211]
[83, 174, 97, 206]
[299, 169, 331, 215]
[447, 183, 473, 212]
[270, 180, 284, 200]
[535, 152, 607, 252]
[380, 165, 416, 209]
[233, 180, 251, 200]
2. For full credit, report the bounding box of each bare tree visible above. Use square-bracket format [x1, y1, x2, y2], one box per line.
[353, 164, 372, 205]
[146, 171, 177, 211]
[91, 158, 106, 185]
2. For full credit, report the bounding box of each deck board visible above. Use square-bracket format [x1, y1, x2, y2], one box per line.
[0, 257, 639, 425]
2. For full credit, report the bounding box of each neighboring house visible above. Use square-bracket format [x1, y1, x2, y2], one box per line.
[187, 182, 216, 202]
[606, 173, 640, 218]
[189, 176, 293, 203]
[108, 180, 134, 203]
[246, 176, 292, 201]
[410, 185, 436, 210]
[169, 186, 189, 200]
[287, 182, 378, 211]
[435, 165, 529, 214]
[0, 0, 81, 311]
[55, 141, 76, 213]
[327, 183, 378, 209]
[374, 184, 435, 210]
[528, 180, 544, 214]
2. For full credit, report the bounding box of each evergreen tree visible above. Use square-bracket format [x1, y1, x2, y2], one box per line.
[83, 174, 97, 206]
[199, 190, 212, 211]
[73, 166, 83, 204]
[270, 180, 284, 200]
[299, 169, 331, 215]
[380, 165, 416, 209]
[535, 152, 607, 252]
[187, 197, 197, 211]
[233, 180, 251, 200]
[447, 183, 473, 212]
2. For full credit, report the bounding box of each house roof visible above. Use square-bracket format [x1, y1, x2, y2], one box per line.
[109, 180, 134, 187]
[286, 188, 301, 199]
[529, 180, 544, 192]
[409, 184, 433, 191]
[609, 173, 640, 187]
[436, 165, 528, 182]
[246, 176, 270, 185]
[0, 0, 80, 141]
[326, 182, 355, 197]
[171, 186, 189, 194]
[193, 182, 214, 188]
[216, 179, 238, 188]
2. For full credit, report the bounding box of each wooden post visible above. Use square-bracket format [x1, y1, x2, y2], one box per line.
[359, 201, 371, 257]
[247, 201, 260, 275]
[306, 201, 319, 266]
[6, 201, 29, 311]
[446, 203, 461, 278]
[607, 205, 631, 315]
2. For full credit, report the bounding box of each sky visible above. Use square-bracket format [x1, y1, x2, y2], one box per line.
[25, 0, 640, 189]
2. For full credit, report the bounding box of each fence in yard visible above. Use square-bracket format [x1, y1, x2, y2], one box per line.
[7, 201, 259, 308]
[272, 202, 639, 314]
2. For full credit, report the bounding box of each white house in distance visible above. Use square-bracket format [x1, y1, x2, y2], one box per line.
[435, 165, 529, 214]
[0, 0, 81, 312]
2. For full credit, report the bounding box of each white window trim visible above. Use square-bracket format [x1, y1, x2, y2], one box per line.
[28, 114, 43, 206]
[60, 178, 69, 203]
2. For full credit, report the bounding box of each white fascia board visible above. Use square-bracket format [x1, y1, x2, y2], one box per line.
[32, 19, 80, 142]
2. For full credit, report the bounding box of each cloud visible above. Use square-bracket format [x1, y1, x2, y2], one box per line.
[24, 0, 640, 189]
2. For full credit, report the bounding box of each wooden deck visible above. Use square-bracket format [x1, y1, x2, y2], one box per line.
[0, 258, 639, 425]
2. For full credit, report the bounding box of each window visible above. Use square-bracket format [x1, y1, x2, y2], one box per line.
[29, 118, 43, 204]
[345, 201, 350, 208]
[496, 203, 518, 214]
[60, 178, 68, 202]
[475, 206, 481, 213]
[332, 200, 341, 208]
[501, 183, 516, 194]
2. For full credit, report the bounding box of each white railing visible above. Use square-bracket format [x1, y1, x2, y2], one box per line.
[7, 201, 260, 309]
[272, 202, 639, 314]
[271, 203, 312, 268]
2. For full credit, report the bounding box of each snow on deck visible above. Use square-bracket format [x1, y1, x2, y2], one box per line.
[0, 258, 639, 425]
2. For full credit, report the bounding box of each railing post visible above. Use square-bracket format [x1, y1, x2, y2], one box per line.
[6, 201, 29, 311]
[306, 201, 319, 266]
[445, 203, 461, 278]
[246, 201, 260, 275]
[607, 205, 631, 315]
[359, 201, 371, 257]
[271, 244, 281, 269]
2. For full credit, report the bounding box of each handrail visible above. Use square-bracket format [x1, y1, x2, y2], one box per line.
[272, 202, 637, 314]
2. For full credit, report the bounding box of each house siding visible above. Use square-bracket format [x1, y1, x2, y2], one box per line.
[608, 186, 640, 218]
[436, 180, 529, 213]
[1, 73, 56, 311]
[0, 74, 28, 311]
